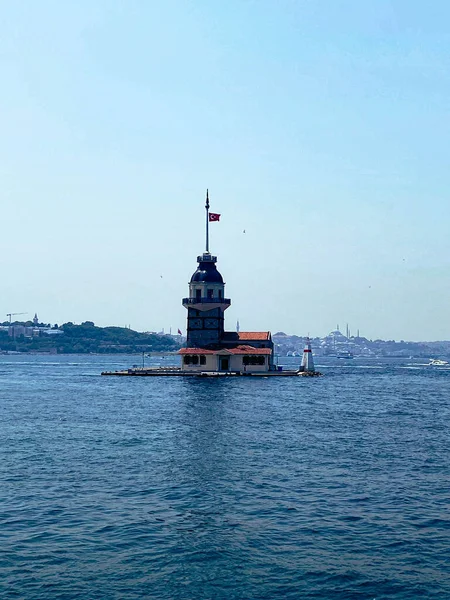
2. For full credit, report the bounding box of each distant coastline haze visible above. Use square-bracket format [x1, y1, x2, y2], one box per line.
[2, 1, 450, 341]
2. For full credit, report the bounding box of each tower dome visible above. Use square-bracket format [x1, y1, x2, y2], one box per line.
[190, 256, 224, 284]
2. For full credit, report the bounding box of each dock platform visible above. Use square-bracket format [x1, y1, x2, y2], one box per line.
[101, 367, 322, 377]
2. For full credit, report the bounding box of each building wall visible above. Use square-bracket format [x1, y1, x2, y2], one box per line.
[181, 353, 271, 373]
[229, 355, 269, 372]
[181, 354, 217, 371]
[187, 307, 225, 347]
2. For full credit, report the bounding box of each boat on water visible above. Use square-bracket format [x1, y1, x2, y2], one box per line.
[336, 351, 354, 359]
[428, 359, 449, 366]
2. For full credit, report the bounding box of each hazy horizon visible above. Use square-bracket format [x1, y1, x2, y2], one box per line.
[2, 1, 449, 341]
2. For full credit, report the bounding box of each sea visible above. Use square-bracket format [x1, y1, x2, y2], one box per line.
[1, 354, 449, 599]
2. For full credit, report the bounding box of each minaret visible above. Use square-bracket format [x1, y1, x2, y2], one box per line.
[300, 337, 315, 373]
[33, 313, 39, 326]
[236, 320, 240, 333]
[182, 191, 231, 348]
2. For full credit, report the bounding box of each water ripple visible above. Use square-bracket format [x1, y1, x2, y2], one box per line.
[0, 355, 449, 598]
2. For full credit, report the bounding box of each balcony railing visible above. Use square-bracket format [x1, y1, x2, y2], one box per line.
[182, 297, 231, 305]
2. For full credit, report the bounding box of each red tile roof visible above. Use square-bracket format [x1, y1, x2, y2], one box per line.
[228, 345, 272, 355]
[179, 345, 271, 356]
[237, 332, 271, 341]
[179, 348, 216, 355]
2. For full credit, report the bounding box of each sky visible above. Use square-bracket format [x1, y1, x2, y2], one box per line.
[1, 0, 450, 341]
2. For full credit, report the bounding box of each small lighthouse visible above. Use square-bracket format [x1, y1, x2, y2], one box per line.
[300, 337, 315, 373]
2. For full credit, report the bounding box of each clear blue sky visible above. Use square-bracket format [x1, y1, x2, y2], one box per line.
[2, 0, 450, 340]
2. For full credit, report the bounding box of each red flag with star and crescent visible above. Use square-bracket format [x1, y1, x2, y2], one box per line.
[209, 213, 220, 222]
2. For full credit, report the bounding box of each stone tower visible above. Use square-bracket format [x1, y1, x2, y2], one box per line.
[182, 191, 231, 348]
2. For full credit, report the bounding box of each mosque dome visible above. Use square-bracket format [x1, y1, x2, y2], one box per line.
[190, 258, 224, 284]
[327, 329, 347, 340]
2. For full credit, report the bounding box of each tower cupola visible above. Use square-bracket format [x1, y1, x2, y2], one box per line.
[190, 255, 224, 284]
[186, 252, 228, 306]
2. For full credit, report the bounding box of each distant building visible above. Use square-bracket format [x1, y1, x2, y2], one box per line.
[8, 326, 34, 338]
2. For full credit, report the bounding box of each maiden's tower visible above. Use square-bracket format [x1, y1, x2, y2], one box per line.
[102, 191, 320, 377]
[179, 191, 275, 374]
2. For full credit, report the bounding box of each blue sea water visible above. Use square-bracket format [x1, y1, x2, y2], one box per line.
[1, 354, 449, 599]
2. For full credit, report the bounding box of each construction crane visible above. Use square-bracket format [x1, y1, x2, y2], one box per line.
[6, 312, 27, 324]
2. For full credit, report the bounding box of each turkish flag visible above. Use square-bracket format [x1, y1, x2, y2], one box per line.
[209, 213, 221, 222]
[177, 329, 182, 335]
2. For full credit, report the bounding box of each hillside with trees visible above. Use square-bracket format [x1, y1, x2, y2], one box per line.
[0, 321, 180, 354]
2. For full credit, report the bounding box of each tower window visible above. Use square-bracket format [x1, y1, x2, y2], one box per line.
[196, 289, 201, 300]
[200, 355, 206, 365]
[218, 290, 222, 298]
[207, 289, 214, 298]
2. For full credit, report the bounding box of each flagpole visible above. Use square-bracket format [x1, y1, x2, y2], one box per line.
[205, 189, 210, 253]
